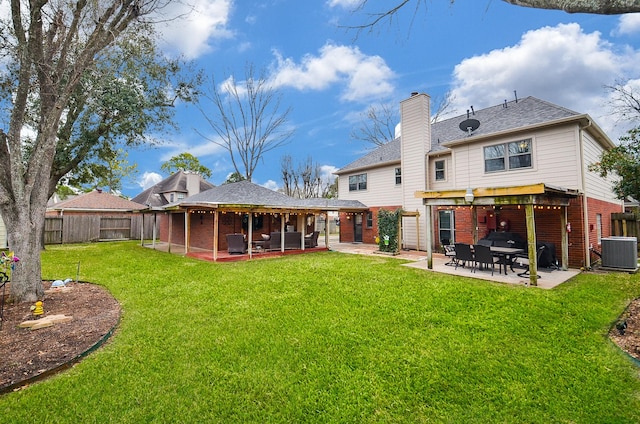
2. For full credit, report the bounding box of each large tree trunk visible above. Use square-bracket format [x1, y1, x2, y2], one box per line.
[3, 198, 46, 303]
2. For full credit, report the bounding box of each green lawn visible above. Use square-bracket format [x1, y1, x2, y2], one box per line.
[1, 241, 639, 423]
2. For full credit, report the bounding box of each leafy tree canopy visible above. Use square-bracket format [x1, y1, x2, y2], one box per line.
[0, 1, 194, 303]
[161, 152, 212, 179]
[589, 128, 640, 202]
[224, 172, 247, 184]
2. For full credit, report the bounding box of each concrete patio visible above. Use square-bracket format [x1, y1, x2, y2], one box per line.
[145, 236, 580, 289]
[327, 240, 581, 289]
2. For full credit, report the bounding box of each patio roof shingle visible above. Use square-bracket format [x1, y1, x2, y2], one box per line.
[174, 180, 367, 211]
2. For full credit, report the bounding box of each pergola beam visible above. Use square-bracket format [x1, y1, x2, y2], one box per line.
[416, 183, 579, 284]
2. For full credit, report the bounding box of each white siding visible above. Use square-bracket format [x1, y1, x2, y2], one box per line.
[446, 125, 584, 191]
[428, 154, 454, 191]
[338, 165, 403, 207]
[582, 131, 620, 203]
[400, 93, 430, 249]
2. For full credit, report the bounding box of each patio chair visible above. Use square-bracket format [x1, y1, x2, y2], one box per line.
[443, 244, 457, 266]
[472, 244, 500, 275]
[454, 243, 474, 270]
[305, 231, 320, 248]
[226, 233, 247, 254]
[516, 245, 546, 278]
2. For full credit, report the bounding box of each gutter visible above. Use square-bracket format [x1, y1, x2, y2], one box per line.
[334, 159, 401, 176]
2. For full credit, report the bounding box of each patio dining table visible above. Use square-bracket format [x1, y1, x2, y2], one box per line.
[489, 246, 524, 275]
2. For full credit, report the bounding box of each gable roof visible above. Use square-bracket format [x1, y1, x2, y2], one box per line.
[336, 96, 604, 174]
[431, 96, 579, 149]
[48, 190, 146, 211]
[131, 170, 215, 207]
[173, 180, 367, 211]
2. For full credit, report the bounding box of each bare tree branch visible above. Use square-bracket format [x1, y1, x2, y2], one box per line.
[350, 103, 398, 146]
[198, 64, 294, 182]
[351, 92, 455, 148]
[343, 0, 640, 34]
[605, 80, 640, 123]
[281, 155, 331, 199]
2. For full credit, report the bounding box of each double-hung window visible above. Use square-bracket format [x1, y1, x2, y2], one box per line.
[484, 139, 532, 172]
[435, 160, 445, 181]
[348, 173, 367, 191]
[366, 211, 373, 228]
[395, 167, 402, 185]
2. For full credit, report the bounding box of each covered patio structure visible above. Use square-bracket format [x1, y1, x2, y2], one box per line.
[140, 181, 368, 261]
[417, 183, 580, 286]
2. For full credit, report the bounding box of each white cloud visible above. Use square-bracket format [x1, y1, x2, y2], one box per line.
[261, 179, 280, 191]
[614, 13, 640, 36]
[326, 0, 361, 9]
[155, 0, 234, 59]
[320, 164, 338, 183]
[139, 172, 163, 190]
[159, 139, 226, 162]
[448, 23, 639, 140]
[269, 43, 396, 102]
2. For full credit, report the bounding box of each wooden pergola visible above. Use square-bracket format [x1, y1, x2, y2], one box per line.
[165, 203, 345, 261]
[416, 183, 579, 286]
[139, 180, 369, 261]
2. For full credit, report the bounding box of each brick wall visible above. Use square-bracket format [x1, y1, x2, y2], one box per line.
[339, 206, 401, 244]
[434, 196, 622, 268]
[162, 211, 319, 251]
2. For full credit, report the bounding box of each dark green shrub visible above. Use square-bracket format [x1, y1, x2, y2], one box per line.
[377, 208, 402, 252]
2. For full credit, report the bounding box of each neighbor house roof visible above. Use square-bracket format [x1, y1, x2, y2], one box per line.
[169, 180, 367, 212]
[48, 190, 146, 211]
[336, 96, 609, 174]
[131, 170, 215, 207]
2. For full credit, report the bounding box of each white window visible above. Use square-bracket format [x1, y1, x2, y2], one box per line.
[348, 173, 367, 191]
[395, 167, 402, 185]
[435, 160, 445, 181]
[484, 139, 532, 173]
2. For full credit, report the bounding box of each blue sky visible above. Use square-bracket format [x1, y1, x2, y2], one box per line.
[123, 1, 640, 197]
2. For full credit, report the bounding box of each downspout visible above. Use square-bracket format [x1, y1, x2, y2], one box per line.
[424, 152, 433, 269]
[579, 119, 592, 269]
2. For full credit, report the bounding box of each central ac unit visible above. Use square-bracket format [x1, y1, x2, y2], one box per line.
[601, 237, 638, 271]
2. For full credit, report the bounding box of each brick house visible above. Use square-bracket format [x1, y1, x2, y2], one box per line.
[335, 93, 623, 272]
[150, 180, 366, 259]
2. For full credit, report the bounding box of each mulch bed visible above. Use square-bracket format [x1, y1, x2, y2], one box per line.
[609, 297, 640, 363]
[0, 281, 120, 393]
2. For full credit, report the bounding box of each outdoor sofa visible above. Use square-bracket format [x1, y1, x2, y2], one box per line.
[268, 231, 303, 250]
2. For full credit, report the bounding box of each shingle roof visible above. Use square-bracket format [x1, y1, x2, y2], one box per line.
[184, 180, 294, 206]
[131, 170, 215, 207]
[178, 180, 367, 211]
[334, 138, 401, 175]
[48, 190, 146, 211]
[336, 96, 581, 174]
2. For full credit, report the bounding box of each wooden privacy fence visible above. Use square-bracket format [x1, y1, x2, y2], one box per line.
[611, 213, 640, 248]
[44, 214, 156, 244]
